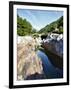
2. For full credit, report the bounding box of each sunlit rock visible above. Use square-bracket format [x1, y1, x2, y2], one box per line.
[17, 37, 44, 80]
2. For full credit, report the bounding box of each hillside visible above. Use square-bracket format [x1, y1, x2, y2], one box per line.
[38, 16, 63, 34]
[17, 15, 33, 36]
[17, 15, 63, 36]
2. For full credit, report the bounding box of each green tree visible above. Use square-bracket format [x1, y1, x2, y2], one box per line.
[17, 15, 32, 36]
[39, 16, 63, 34]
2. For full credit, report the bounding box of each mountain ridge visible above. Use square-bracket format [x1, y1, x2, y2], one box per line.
[38, 16, 63, 34]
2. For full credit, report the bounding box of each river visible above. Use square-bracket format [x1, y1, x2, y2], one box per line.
[37, 50, 63, 79]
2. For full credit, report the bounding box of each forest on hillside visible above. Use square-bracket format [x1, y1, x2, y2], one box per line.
[17, 15, 63, 36]
[39, 16, 63, 34]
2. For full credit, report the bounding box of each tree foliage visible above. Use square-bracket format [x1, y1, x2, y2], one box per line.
[39, 16, 63, 34]
[17, 15, 63, 36]
[17, 15, 32, 36]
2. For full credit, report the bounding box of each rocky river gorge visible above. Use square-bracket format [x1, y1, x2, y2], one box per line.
[17, 35, 63, 80]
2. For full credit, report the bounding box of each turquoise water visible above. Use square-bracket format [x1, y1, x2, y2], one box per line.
[37, 50, 63, 79]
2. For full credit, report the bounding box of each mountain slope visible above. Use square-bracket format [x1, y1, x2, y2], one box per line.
[39, 16, 63, 34]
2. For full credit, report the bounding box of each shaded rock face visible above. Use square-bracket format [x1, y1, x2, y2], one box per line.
[41, 34, 63, 57]
[42, 39, 63, 69]
[43, 39, 63, 57]
[17, 37, 44, 80]
[25, 73, 46, 80]
[48, 39, 63, 57]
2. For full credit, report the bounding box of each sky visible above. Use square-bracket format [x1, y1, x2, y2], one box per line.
[17, 9, 63, 31]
